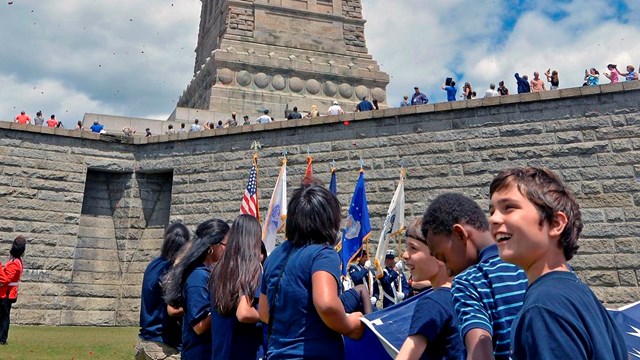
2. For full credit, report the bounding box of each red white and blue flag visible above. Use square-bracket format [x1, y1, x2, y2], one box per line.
[241, 156, 259, 220]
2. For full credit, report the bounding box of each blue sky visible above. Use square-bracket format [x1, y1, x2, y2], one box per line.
[0, 0, 639, 122]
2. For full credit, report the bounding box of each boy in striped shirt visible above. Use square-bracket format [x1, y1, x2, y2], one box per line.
[422, 193, 528, 360]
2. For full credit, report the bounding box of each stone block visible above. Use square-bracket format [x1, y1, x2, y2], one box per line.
[622, 81, 640, 91]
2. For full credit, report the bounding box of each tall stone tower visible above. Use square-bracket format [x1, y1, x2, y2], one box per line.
[177, 0, 389, 120]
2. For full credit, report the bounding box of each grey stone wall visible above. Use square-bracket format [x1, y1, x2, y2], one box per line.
[1, 82, 640, 326]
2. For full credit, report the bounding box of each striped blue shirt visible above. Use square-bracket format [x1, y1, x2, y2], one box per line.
[451, 244, 527, 360]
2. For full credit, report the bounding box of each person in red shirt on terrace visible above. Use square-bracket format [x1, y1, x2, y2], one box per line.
[46, 114, 58, 128]
[0, 235, 26, 345]
[14, 111, 31, 124]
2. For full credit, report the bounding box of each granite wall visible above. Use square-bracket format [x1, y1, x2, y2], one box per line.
[1, 81, 640, 325]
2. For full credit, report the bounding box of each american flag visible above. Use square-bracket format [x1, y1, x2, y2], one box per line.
[241, 158, 259, 219]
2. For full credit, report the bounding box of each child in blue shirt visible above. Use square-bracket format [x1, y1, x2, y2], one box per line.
[422, 193, 528, 360]
[258, 184, 364, 359]
[210, 214, 264, 360]
[396, 219, 464, 360]
[489, 167, 628, 360]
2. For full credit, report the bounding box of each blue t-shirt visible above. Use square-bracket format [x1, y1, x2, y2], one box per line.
[356, 100, 374, 112]
[138, 257, 182, 349]
[451, 244, 527, 360]
[261, 241, 343, 360]
[90, 123, 104, 133]
[409, 288, 464, 360]
[211, 281, 263, 360]
[511, 271, 627, 360]
[444, 86, 457, 101]
[181, 265, 212, 359]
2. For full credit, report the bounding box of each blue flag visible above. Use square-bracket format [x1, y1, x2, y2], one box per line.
[341, 171, 371, 276]
[608, 301, 640, 358]
[329, 168, 337, 195]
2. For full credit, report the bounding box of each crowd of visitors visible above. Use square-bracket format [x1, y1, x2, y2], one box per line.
[128, 167, 629, 360]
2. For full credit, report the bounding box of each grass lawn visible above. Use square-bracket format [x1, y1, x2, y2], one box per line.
[2, 326, 138, 360]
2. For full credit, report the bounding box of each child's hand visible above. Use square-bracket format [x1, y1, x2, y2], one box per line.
[345, 312, 365, 340]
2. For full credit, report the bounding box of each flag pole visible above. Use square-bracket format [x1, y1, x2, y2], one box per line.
[252, 141, 262, 221]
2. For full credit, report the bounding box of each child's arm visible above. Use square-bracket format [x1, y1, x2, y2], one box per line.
[396, 335, 428, 360]
[312, 271, 364, 339]
[465, 329, 495, 360]
[258, 293, 269, 324]
[236, 295, 260, 323]
[193, 313, 211, 335]
[166, 304, 184, 317]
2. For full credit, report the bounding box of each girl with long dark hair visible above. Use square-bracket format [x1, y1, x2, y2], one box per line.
[163, 218, 230, 359]
[258, 184, 364, 359]
[135, 222, 190, 360]
[210, 214, 264, 359]
[0, 235, 26, 345]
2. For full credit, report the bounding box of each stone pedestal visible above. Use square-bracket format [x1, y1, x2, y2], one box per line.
[177, 0, 389, 121]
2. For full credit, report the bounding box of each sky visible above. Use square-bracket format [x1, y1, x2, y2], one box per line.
[1, 0, 639, 123]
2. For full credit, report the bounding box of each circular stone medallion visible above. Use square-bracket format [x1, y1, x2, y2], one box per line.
[272, 75, 286, 90]
[371, 87, 386, 102]
[289, 77, 304, 92]
[254, 73, 271, 88]
[217, 68, 234, 85]
[236, 70, 252, 87]
[339, 83, 353, 98]
[323, 81, 337, 97]
[306, 79, 321, 94]
[355, 85, 369, 100]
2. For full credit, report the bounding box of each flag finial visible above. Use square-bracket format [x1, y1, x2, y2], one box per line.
[359, 157, 365, 172]
[307, 146, 311, 155]
[251, 141, 262, 151]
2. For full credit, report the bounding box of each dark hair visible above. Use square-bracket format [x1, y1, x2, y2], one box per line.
[286, 184, 341, 247]
[181, 123, 185, 128]
[210, 215, 262, 315]
[51, 114, 55, 119]
[421, 193, 489, 239]
[36, 111, 42, 116]
[10, 235, 26, 258]
[405, 218, 426, 244]
[163, 218, 230, 307]
[168, 124, 173, 129]
[293, 106, 298, 111]
[489, 167, 582, 260]
[161, 222, 190, 263]
[260, 241, 267, 265]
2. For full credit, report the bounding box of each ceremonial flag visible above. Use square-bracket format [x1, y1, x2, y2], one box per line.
[608, 300, 640, 358]
[240, 155, 259, 220]
[374, 168, 405, 276]
[329, 166, 337, 195]
[341, 171, 371, 276]
[262, 159, 287, 254]
[302, 155, 313, 185]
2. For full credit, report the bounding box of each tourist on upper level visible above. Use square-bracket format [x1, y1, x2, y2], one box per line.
[400, 95, 410, 107]
[47, 115, 58, 128]
[287, 107, 303, 120]
[355, 96, 374, 112]
[145, 128, 152, 137]
[90, 120, 104, 133]
[497, 81, 509, 95]
[462, 82, 473, 100]
[165, 124, 175, 135]
[619, 65, 638, 81]
[179, 123, 187, 132]
[256, 110, 272, 124]
[307, 105, 320, 118]
[604, 64, 620, 84]
[215, 121, 224, 129]
[0, 235, 26, 345]
[75, 121, 83, 130]
[14, 111, 31, 125]
[545, 69, 560, 89]
[442, 81, 457, 102]
[327, 101, 344, 116]
[411, 87, 429, 105]
[123, 127, 136, 137]
[583, 68, 599, 86]
[372, 99, 380, 110]
[484, 83, 500, 98]
[530, 72, 546, 92]
[242, 115, 250, 126]
[224, 112, 238, 127]
[135, 223, 190, 360]
[514, 73, 531, 93]
[190, 119, 202, 132]
[203, 122, 213, 130]
[33, 111, 45, 126]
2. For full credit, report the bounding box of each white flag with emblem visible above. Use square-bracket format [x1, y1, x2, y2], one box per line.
[262, 159, 287, 254]
[374, 169, 405, 274]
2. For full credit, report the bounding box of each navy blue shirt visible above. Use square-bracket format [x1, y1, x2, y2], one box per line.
[261, 241, 343, 360]
[181, 264, 212, 359]
[409, 288, 464, 360]
[444, 86, 457, 101]
[451, 244, 527, 359]
[511, 271, 627, 360]
[379, 266, 410, 308]
[348, 263, 380, 299]
[356, 100, 374, 112]
[211, 283, 263, 360]
[138, 257, 182, 349]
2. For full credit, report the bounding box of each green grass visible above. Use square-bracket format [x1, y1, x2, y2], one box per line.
[2, 326, 138, 360]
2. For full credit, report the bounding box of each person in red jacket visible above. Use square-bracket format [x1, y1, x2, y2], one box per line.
[0, 235, 26, 345]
